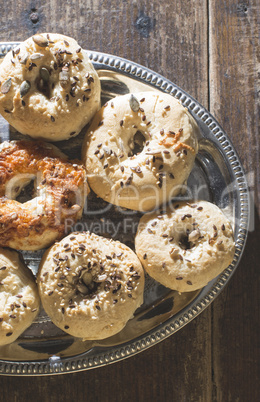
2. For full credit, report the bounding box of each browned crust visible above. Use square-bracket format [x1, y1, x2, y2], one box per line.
[0, 141, 87, 248]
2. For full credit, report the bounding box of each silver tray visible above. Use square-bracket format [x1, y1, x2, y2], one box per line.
[0, 44, 249, 375]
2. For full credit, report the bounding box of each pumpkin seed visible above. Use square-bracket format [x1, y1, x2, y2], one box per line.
[82, 272, 92, 286]
[20, 80, 31, 97]
[40, 67, 50, 83]
[32, 34, 49, 47]
[1, 78, 12, 94]
[129, 94, 140, 112]
[30, 53, 44, 60]
[38, 79, 44, 91]
[76, 283, 89, 295]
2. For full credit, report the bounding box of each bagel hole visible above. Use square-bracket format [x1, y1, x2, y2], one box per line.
[16, 179, 36, 203]
[37, 77, 51, 98]
[36, 67, 52, 98]
[178, 234, 192, 250]
[8, 175, 37, 203]
[61, 189, 77, 208]
[128, 131, 146, 156]
[75, 270, 100, 298]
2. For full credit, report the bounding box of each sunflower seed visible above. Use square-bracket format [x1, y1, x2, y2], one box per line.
[19, 52, 29, 64]
[94, 274, 107, 282]
[103, 146, 111, 155]
[118, 138, 124, 151]
[32, 34, 49, 47]
[30, 53, 44, 60]
[1, 78, 12, 94]
[129, 94, 140, 112]
[20, 80, 31, 97]
[145, 150, 162, 155]
[188, 229, 200, 243]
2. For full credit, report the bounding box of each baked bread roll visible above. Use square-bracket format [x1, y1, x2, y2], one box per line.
[83, 92, 199, 211]
[0, 33, 101, 141]
[37, 232, 145, 340]
[0, 248, 39, 345]
[135, 201, 235, 292]
[0, 140, 88, 250]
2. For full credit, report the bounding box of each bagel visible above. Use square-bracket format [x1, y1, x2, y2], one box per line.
[0, 33, 100, 141]
[37, 232, 145, 340]
[82, 92, 199, 211]
[0, 140, 88, 250]
[135, 201, 235, 292]
[0, 248, 39, 345]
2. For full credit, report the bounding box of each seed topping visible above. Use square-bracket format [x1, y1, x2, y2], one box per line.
[32, 34, 49, 47]
[129, 94, 140, 112]
[1, 78, 12, 94]
[20, 80, 31, 97]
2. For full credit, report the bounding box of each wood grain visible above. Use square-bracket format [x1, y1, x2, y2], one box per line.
[209, 1, 260, 401]
[0, 0, 259, 401]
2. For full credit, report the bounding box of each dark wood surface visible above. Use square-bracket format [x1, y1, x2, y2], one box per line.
[0, 1, 259, 401]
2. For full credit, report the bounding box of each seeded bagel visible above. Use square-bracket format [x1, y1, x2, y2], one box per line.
[82, 92, 199, 211]
[0, 248, 39, 345]
[0, 33, 100, 141]
[37, 232, 145, 340]
[135, 201, 235, 292]
[0, 140, 88, 250]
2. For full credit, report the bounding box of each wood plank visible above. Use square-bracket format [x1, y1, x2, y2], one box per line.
[209, 0, 260, 401]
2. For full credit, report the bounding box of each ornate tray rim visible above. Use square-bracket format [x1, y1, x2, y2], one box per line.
[0, 44, 249, 376]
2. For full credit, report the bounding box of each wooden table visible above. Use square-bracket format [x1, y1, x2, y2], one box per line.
[0, 1, 259, 401]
